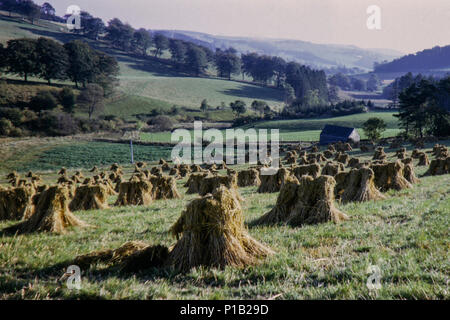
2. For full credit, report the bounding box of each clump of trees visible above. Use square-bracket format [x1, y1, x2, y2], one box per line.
[283, 99, 368, 119]
[363, 117, 387, 142]
[0, 38, 119, 92]
[0, 0, 41, 23]
[396, 76, 450, 138]
[329, 73, 381, 92]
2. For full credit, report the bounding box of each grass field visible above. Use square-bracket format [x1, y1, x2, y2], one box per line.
[0, 145, 449, 299]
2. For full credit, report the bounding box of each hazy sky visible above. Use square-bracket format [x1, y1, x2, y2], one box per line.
[37, 0, 450, 54]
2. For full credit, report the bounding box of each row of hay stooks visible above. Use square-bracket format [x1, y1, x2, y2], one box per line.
[0, 142, 448, 272]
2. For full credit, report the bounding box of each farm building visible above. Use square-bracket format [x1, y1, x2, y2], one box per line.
[319, 125, 360, 145]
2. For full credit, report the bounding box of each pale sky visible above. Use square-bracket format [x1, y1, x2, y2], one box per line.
[38, 0, 450, 54]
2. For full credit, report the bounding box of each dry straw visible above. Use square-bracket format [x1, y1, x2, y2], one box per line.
[198, 173, 238, 196]
[292, 163, 321, 180]
[425, 157, 450, 175]
[4, 186, 87, 234]
[321, 162, 344, 177]
[257, 168, 291, 193]
[115, 180, 153, 206]
[418, 152, 430, 166]
[373, 147, 387, 161]
[168, 186, 273, 271]
[74, 241, 169, 272]
[185, 172, 211, 194]
[237, 168, 261, 187]
[69, 184, 109, 211]
[335, 167, 385, 203]
[254, 175, 348, 227]
[149, 175, 181, 199]
[0, 186, 35, 221]
[370, 160, 412, 191]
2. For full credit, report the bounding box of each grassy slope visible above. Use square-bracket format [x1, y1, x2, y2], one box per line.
[0, 146, 449, 299]
[0, 14, 285, 121]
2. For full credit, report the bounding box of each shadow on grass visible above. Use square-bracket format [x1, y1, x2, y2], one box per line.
[221, 84, 283, 101]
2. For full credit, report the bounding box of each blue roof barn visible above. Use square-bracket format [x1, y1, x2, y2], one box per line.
[319, 125, 360, 145]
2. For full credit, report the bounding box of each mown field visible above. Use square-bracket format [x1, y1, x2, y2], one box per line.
[0, 143, 449, 299]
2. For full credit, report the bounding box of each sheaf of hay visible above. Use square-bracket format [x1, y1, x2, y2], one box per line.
[433, 144, 449, 158]
[0, 186, 35, 221]
[257, 168, 291, 193]
[298, 155, 309, 165]
[69, 184, 109, 212]
[115, 180, 153, 206]
[151, 166, 163, 176]
[335, 152, 349, 165]
[370, 160, 412, 191]
[373, 147, 387, 161]
[321, 162, 344, 177]
[425, 156, 450, 176]
[335, 141, 352, 152]
[285, 154, 298, 164]
[418, 152, 430, 166]
[4, 186, 87, 234]
[102, 179, 118, 196]
[292, 163, 321, 180]
[169, 167, 181, 178]
[237, 169, 261, 187]
[179, 165, 191, 177]
[254, 175, 348, 227]
[334, 167, 385, 203]
[185, 172, 211, 194]
[396, 148, 407, 159]
[167, 186, 273, 271]
[347, 157, 360, 168]
[323, 150, 334, 159]
[402, 161, 420, 184]
[74, 241, 164, 270]
[149, 175, 181, 200]
[198, 173, 239, 196]
[284, 150, 298, 160]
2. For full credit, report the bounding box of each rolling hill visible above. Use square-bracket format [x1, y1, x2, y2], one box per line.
[156, 29, 403, 71]
[0, 13, 285, 121]
[374, 45, 450, 75]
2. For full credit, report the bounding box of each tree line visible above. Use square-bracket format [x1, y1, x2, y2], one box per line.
[328, 73, 381, 93]
[0, 38, 119, 93]
[396, 76, 450, 138]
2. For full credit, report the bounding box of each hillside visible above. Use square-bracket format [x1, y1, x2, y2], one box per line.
[374, 45, 450, 74]
[0, 13, 285, 121]
[156, 30, 403, 71]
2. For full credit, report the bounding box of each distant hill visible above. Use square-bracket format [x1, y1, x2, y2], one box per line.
[374, 45, 450, 74]
[155, 30, 403, 71]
